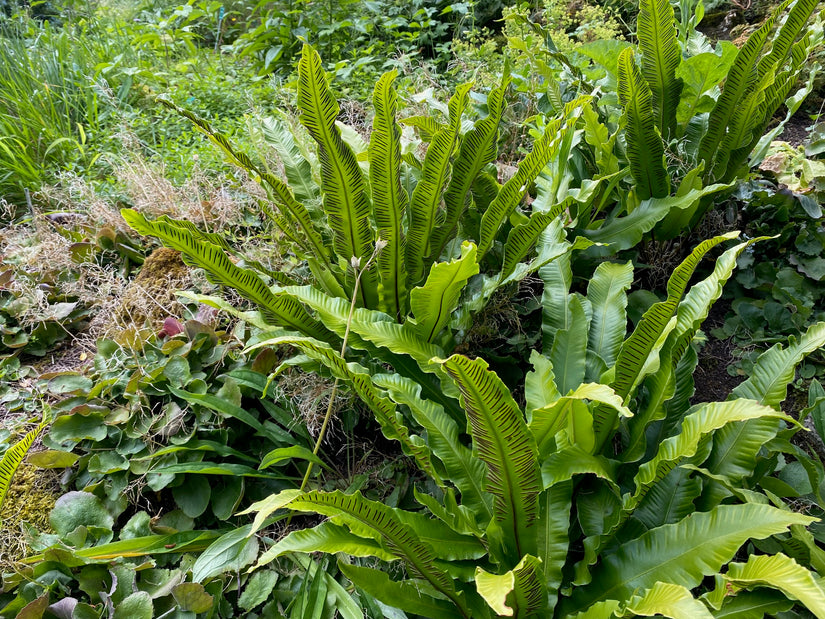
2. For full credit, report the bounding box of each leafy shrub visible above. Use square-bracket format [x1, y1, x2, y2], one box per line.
[503, 0, 822, 243]
[124, 44, 591, 416]
[241, 233, 825, 617]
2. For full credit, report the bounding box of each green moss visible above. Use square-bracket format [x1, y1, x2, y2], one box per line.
[0, 462, 61, 567]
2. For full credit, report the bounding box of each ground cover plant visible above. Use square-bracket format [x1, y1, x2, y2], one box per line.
[3, 0, 825, 617]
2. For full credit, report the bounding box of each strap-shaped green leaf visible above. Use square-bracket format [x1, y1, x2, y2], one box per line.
[617, 47, 669, 200]
[373, 372, 493, 525]
[708, 589, 793, 618]
[561, 504, 815, 615]
[732, 320, 825, 409]
[433, 77, 509, 257]
[724, 553, 825, 618]
[259, 115, 320, 202]
[623, 237, 765, 459]
[441, 354, 541, 566]
[369, 70, 408, 320]
[121, 209, 327, 340]
[287, 490, 470, 616]
[696, 0, 789, 176]
[525, 350, 561, 420]
[731, 30, 818, 183]
[710, 69, 774, 182]
[586, 261, 634, 373]
[297, 44, 379, 308]
[499, 200, 569, 284]
[638, 0, 683, 139]
[629, 399, 791, 513]
[550, 294, 591, 396]
[585, 183, 733, 251]
[339, 562, 460, 619]
[621, 582, 712, 618]
[532, 384, 632, 458]
[155, 97, 331, 269]
[758, 0, 819, 80]
[406, 82, 473, 288]
[700, 321, 825, 506]
[253, 335, 438, 481]
[478, 115, 569, 257]
[609, 232, 738, 403]
[475, 554, 546, 617]
[538, 482, 572, 609]
[0, 414, 48, 510]
[274, 285, 463, 416]
[408, 241, 479, 343]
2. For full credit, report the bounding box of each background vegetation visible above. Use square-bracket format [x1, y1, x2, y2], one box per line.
[1, 0, 825, 616]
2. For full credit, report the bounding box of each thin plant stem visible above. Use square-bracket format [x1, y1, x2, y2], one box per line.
[295, 242, 385, 495]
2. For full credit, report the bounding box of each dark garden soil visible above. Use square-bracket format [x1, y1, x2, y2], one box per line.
[691, 301, 744, 405]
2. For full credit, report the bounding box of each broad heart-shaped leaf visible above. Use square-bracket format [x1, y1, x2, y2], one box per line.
[475, 555, 545, 617]
[278, 490, 470, 615]
[560, 504, 815, 615]
[339, 562, 459, 619]
[584, 183, 732, 251]
[617, 46, 668, 200]
[120, 210, 327, 340]
[297, 44, 379, 308]
[372, 372, 493, 526]
[621, 582, 712, 618]
[638, 0, 683, 139]
[595, 232, 739, 450]
[249, 335, 438, 481]
[408, 241, 479, 343]
[433, 76, 509, 257]
[406, 82, 472, 288]
[724, 553, 825, 618]
[441, 355, 541, 567]
[370, 70, 408, 320]
[586, 261, 634, 374]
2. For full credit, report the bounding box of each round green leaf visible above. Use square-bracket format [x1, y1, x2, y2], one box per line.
[172, 582, 214, 613]
[49, 491, 114, 541]
[47, 374, 93, 395]
[49, 413, 107, 446]
[27, 450, 79, 469]
[113, 591, 153, 619]
[172, 475, 211, 519]
[238, 570, 279, 611]
[163, 356, 191, 388]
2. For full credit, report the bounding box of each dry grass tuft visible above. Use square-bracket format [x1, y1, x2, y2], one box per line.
[276, 369, 352, 441]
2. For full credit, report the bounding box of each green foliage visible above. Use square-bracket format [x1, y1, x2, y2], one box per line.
[505, 0, 822, 241]
[242, 235, 825, 617]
